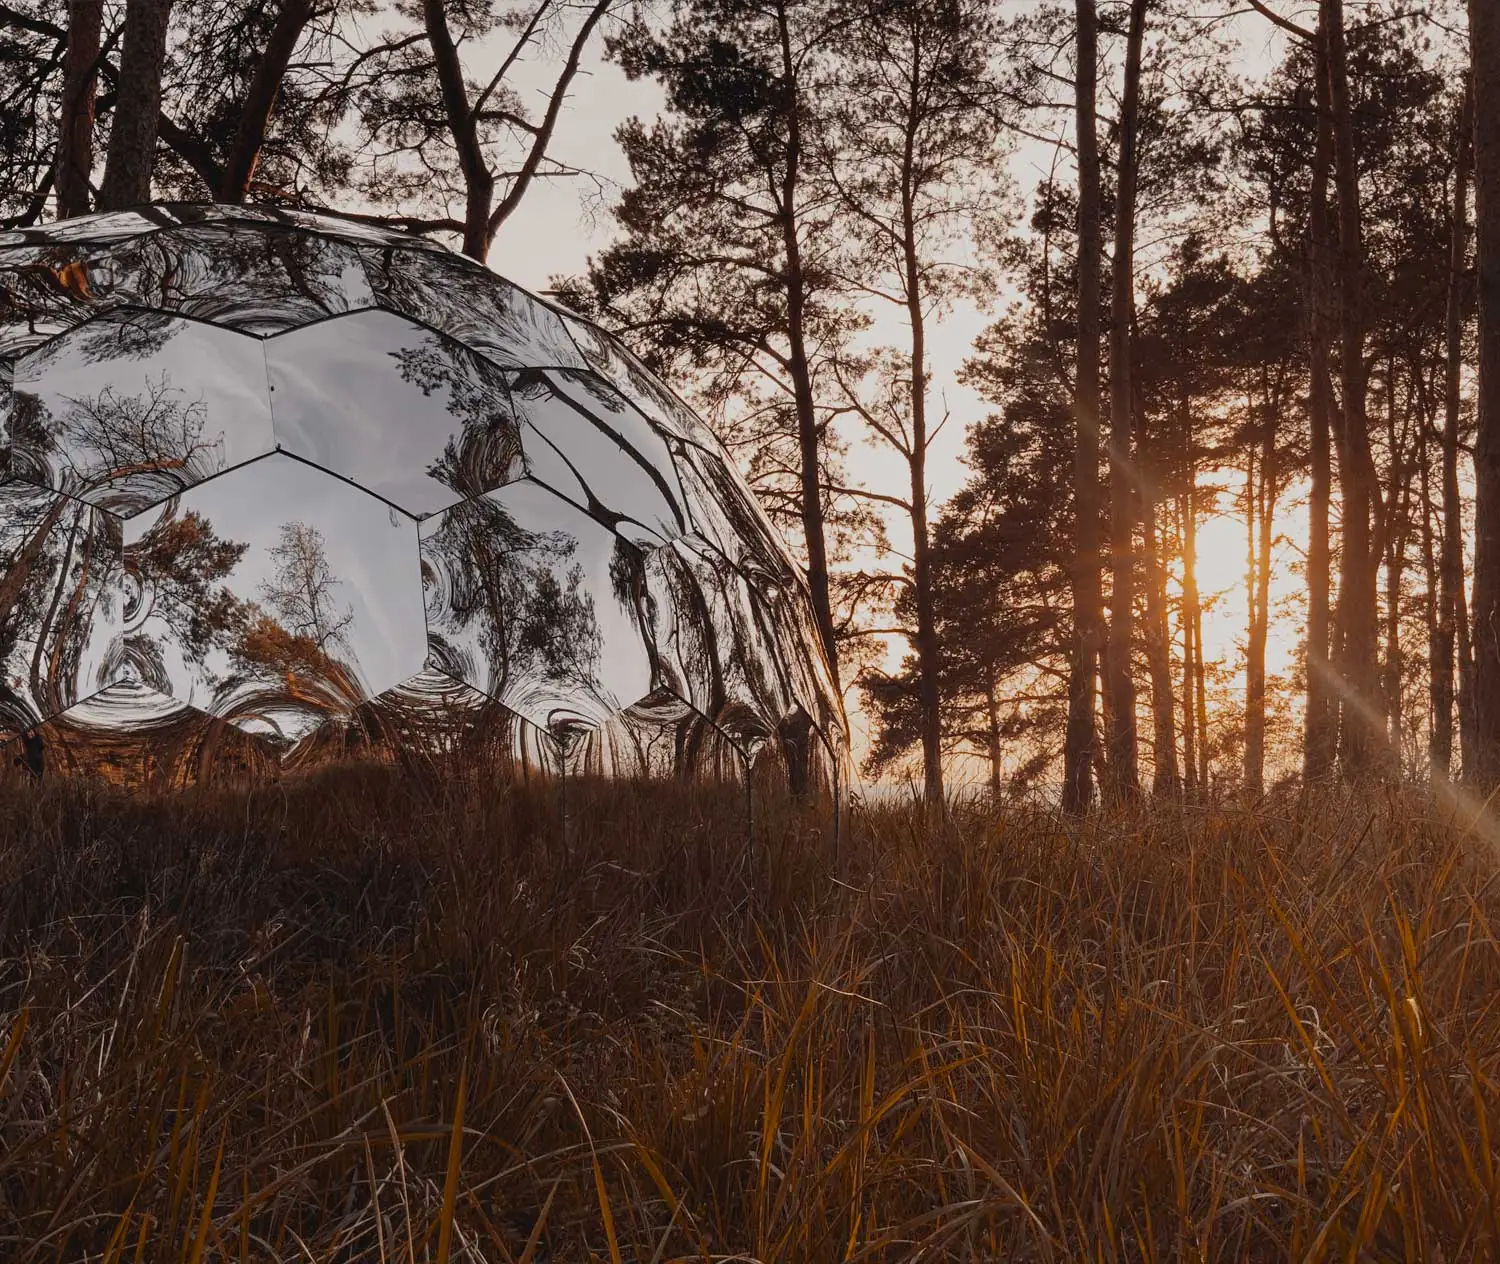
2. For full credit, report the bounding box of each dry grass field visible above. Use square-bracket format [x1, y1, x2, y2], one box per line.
[2, 763, 1500, 1261]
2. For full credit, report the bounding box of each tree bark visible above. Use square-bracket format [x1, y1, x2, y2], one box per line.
[1142, 479, 1178, 795]
[901, 72, 943, 817]
[1324, 0, 1380, 778]
[1102, 0, 1147, 804]
[1471, 0, 1500, 787]
[57, 0, 105, 218]
[1244, 425, 1276, 797]
[423, 0, 494, 260]
[1180, 472, 1202, 792]
[1064, 0, 1104, 814]
[218, 0, 314, 202]
[1439, 83, 1473, 780]
[1303, 23, 1337, 785]
[776, 0, 840, 685]
[98, 0, 173, 210]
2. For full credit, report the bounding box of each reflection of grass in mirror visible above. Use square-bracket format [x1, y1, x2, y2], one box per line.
[3, 768, 1500, 1258]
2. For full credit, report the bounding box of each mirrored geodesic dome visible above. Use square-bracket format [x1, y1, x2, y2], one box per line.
[0, 204, 845, 792]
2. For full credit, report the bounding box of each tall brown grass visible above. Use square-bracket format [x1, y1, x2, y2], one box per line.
[2, 763, 1499, 1260]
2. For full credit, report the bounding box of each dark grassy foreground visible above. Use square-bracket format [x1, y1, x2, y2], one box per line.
[2, 766, 1500, 1261]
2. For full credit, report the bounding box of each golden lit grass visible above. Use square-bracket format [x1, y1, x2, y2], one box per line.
[2, 765, 1499, 1260]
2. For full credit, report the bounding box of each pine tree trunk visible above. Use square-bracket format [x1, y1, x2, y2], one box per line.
[986, 670, 1003, 802]
[1064, 0, 1104, 814]
[1142, 482, 1179, 795]
[1304, 24, 1337, 785]
[1422, 421, 1445, 777]
[1180, 473, 1203, 792]
[1244, 428, 1276, 798]
[1471, 0, 1500, 788]
[99, 0, 174, 210]
[57, 0, 104, 218]
[1324, 0, 1380, 779]
[1439, 84, 1473, 780]
[1102, 0, 1147, 804]
[776, 0, 840, 687]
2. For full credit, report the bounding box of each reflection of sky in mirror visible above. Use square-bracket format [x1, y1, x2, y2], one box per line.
[123, 454, 426, 738]
[265, 309, 522, 517]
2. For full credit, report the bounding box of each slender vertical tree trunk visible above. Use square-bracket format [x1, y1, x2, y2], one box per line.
[902, 140, 943, 818]
[57, 0, 105, 218]
[1142, 479, 1179, 795]
[1180, 471, 1205, 792]
[1064, 0, 1104, 814]
[1472, 0, 1500, 788]
[1102, 0, 1148, 804]
[1422, 420, 1445, 776]
[1382, 368, 1412, 772]
[1440, 83, 1473, 780]
[1324, 0, 1380, 778]
[986, 669, 1003, 802]
[1304, 26, 1337, 785]
[777, 2, 840, 687]
[1244, 424, 1276, 797]
[99, 0, 174, 210]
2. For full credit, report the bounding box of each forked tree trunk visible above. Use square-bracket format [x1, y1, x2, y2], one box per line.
[99, 0, 174, 210]
[219, 0, 315, 202]
[1064, 0, 1105, 813]
[57, 0, 105, 218]
[1102, 0, 1148, 804]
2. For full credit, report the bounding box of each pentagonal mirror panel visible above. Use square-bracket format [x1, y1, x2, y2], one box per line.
[371, 252, 588, 371]
[421, 480, 658, 739]
[97, 225, 378, 335]
[122, 453, 427, 744]
[7, 309, 274, 515]
[265, 309, 524, 517]
[509, 368, 687, 547]
[0, 482, 129, 737]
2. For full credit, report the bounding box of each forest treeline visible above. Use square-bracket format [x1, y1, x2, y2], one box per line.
[2, 0, 1498, 810]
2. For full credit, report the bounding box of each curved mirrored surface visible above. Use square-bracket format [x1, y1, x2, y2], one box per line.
[265, 309, 524, 517]
[0, 207, 846, 789]
[421, 479, 657, 738]
[8, 309, 274, 514]
[123, 453, 427, 743]
[0, 481, 129, 737]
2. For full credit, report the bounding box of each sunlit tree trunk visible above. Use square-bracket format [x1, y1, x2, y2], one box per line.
[1064, 0, 1105, 813]
[1180, 471, 1204, 793]
[1102, 0, 1147, 804]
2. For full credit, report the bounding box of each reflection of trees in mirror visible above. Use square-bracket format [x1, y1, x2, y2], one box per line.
[16, 320, 230, 508]
[426, 495, 612, 717]
[389, 332, 524, 501]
